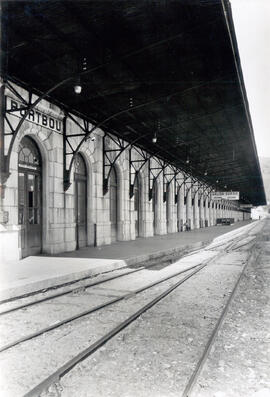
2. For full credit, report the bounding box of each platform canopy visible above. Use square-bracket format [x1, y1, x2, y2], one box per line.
[1, 0, 266, 206]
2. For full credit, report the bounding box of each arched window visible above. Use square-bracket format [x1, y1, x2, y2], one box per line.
[74, 153, 87, 176]
[18, 136, 41, 169]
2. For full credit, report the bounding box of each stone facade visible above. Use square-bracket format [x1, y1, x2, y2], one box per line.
[0, 82, 250, 261]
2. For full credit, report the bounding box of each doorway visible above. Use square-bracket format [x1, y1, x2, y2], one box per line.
[133, 175, 140, 237]
[109, 165, 118, 242]
[166, 185, 170, 231]
[152, 180, 157, 234]
[18, 136, 42, 258]
[74, 154, 87, 249]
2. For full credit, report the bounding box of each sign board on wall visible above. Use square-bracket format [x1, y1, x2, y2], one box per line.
[212, 191, 239, 200]
[240, 204, 253, 208]
[5, 96, 63, 133]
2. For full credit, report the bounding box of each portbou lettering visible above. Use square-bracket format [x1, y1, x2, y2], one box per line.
[6, 97, 62, 133]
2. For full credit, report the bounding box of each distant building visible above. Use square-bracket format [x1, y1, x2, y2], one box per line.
[259, 157, 270, 203]
[251, 205, 270, 220]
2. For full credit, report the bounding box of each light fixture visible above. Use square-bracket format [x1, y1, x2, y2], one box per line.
[224, 185, 227, 189]
[152, 119, 160, 144]
[82, 57, 87, 71]
[204, 170, 208, 176]
[185, 143, 190, 165]
[216, 179, 219, 183]
[74, 76, 82, 94]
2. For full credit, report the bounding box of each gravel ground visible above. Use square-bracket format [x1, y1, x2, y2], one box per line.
[0, 252, 216, 396]
[0, 246, 203, 315]
[40, 252, 250, 397]
[0, 251, 215, 348]
[0, 220, 265, 397]
[192, 226, 270, 397]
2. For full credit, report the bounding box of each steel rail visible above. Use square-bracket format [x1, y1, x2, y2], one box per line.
[205, 223, 258, 252]
[1, 223, 256, 311]
[23, 263, 207, 397]
[0, 262, 204, 354]
[0, 266, 147, 312]
[2, 248, 203, 307]
[205, 235, 246, 251]
[230, 237, 257, 251]
[20, 225, 257, 397]
[0, 251, 189, 314]
[225, 233, 257, 251]
[181, 250, 257, 397]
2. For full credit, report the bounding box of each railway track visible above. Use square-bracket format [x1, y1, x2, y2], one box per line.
[24, 263, 209, 397]
[0, 261, 207, 354]
[0, 245, 208, 314]
[0, 221, 259, 310]
[0, 222, 258, 316]
[26, 239, 257, 395]
[0, 222, 261, 397]
[181, 249, 259, 397]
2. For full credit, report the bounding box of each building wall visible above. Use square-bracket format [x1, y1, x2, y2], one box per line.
[0, 82, 246, 261]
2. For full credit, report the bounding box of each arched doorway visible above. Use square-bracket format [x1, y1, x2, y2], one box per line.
[177, 186, 184, 232]
[152, 179, 157, 235]
[134, 175, 140, 237]
[74, 154, 87, 249]
[166, 184, 170, 232]
[18, 136, 42, 257]
[109, 165, 118, 242]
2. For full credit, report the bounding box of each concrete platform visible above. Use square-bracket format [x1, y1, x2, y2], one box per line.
[0, 220, 253, 301]
[0, 257, 127, 301]
[56, 220, 253, 260]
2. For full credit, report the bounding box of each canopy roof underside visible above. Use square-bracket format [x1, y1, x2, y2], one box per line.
[1, 0, 266, 205]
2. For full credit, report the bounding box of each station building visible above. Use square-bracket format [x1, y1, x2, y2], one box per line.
[0, 82, 251, 261]
[0, 1, 266, 261]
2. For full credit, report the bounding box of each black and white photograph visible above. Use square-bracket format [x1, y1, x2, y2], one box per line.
[0, 0, 269, 396]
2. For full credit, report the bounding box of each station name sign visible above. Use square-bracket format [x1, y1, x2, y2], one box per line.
[5, 96, 63, 133]
[212, 191, 239, 200]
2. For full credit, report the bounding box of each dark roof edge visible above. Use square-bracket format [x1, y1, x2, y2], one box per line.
[221, 0, 266, 205]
